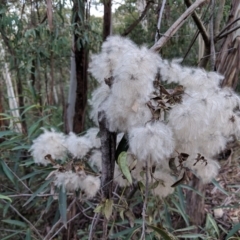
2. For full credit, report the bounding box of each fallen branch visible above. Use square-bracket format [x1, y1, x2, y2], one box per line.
[151, 0, 207, 52]
[184, 0, 209, 47]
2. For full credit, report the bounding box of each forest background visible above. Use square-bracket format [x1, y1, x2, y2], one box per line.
[0, 0, 240, 239]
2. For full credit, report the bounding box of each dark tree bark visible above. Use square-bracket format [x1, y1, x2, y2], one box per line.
[72, 0, 88, 134]
[103, 0, 112, 40]
[99, 111, 116, 199]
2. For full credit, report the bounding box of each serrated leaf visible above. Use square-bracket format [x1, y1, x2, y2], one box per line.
[117, 152, 132, 184]
[104, 199, 113, 220]
[59, 186, 67, 226]
[2, 219, 27, 228]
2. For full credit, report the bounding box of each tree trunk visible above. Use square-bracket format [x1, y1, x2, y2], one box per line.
[216, 0, 240, 89]
[103, 0, 112, 40]
[72, 0, 88, 134]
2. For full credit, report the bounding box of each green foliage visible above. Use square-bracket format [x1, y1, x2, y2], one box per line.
[0, 0, 238, 239]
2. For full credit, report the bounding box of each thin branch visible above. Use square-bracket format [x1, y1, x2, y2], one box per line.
[210, 0, 216, 70]
[44, 198, 79, 240]
[48, 213, 81, 240]
[5, 163, 33, 193]
[140, 161, 149, 240]
[184, 0, 209, 47]
[216, 25, 240, 41]
[151, 0, 207, 52]
[121, 0, 154, 36]
[7, 193, 73, 198]
[182, 30, 200, 62]
[1, 200, 43, 239]
[88, 212, 100, 240]
[155, 0, 167, 43]
[216, 17, 240, 39]
[199, 46, 236, 59]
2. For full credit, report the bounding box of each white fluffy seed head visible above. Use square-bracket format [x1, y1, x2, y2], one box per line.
[29, 128, 67, 165]
[129, 121, 175, 163]
[151, 170, 175, 198]
[81, 175, 101, 199]
[53, 170, 86, 192]
[88, 150, 102, 172]
[102, 96, 152, 132]
[84, 128, 101, 149]
[185, 154, 220, 183]
[89, 83, 110, 126]
[65, 132, 91, 158]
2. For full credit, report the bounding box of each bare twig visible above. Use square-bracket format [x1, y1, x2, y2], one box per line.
[216, 25, 240, 41]
[155, 0, 167, 43]
[151, 0, 207, 52]
[184, 0, 209, 47]
[5, 163, 33, 193]
[1, 200, 43, 239]
[88, 212, 100, 240]
[48, 213, 81, 240]
[210, 0, 216, 70]
[215, 17, 240, 40]
[44, 198, 77, 240]
[7, 193, 73, 198]
[140, 161, 149, 240]
[122, 0, 154, 36]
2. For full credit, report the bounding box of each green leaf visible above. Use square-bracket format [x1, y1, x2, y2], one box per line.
[206, 213, 219, 237]
[58, 186, 67, 226]
[0, 131, 16, 138]
[23, 179, 51, 206]
[176, 233, 205, 238]
[110, 226, 140, 239]
[171, 198, 189, 226]
[147, 225, 176, 240]
[211, 179, 229, 196]
[2, 219, 27, 228]
[117, 152, 132, 184]
[115, 134, 128, 161]
[104, 199, 113, 220]
[173, 225, 197, 232]
[28, 115, 51, 138]
[25, 228, 31, 240]
[94, 204, 103, 213]
[226, 222, 240, 239]
[20, 104, 38, 117]
[1, 231, 22, 240]
[0, 161, 15, 184]
[0, 194, 12, 202]
[180, 184, 203, 197]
